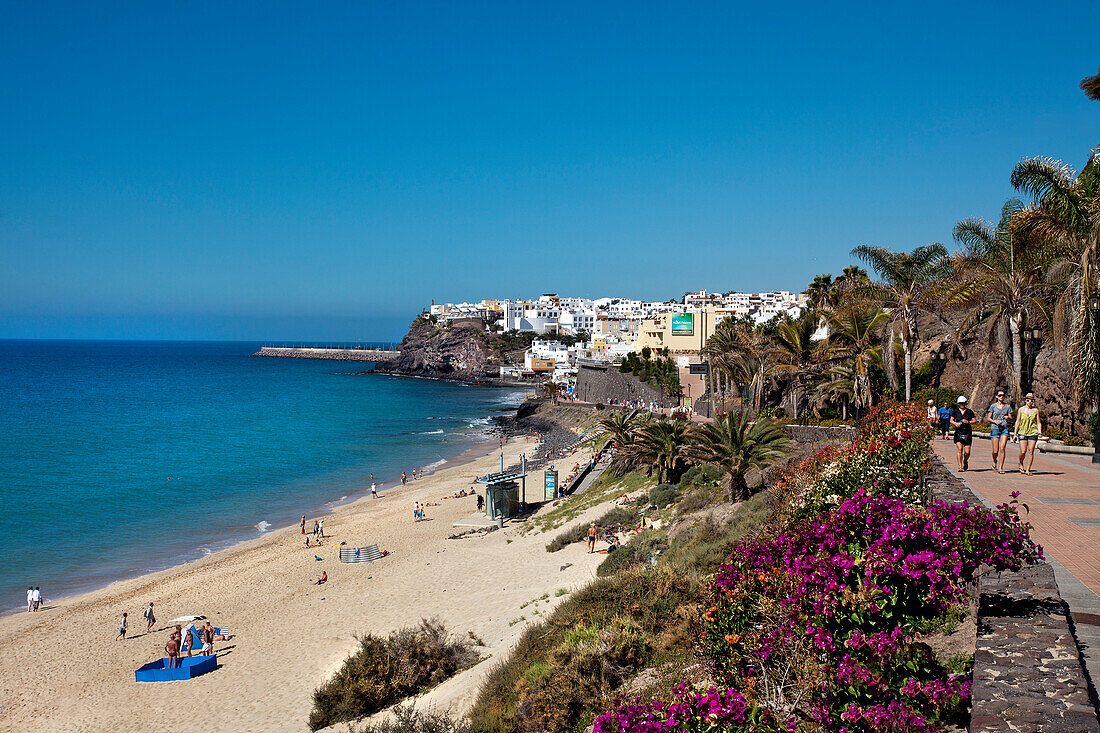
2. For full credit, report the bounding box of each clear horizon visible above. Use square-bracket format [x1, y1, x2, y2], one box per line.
[2, 1, 1098, 342]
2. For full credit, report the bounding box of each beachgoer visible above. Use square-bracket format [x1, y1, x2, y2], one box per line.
[1013, 393, 1044, 475]
[986, 389, 1013, 474]
[32, 586, 41, 611]
[587, 524, 597, 554]
[402, 471, 407, 486]
[144, 602, 156, 632]
[937, 402, 952, 439]
[316, 570, 327, 585]
[371, 482, 377, 498]
[477, 494, 484, 513]
[165, 632, 180, 669]
[305, 535, 311, 548]
[117, 612, 128, 640]
[413, 501, 420, 521]
[300, 515, 306, 534]
[201, 622, 215, 656]
[951, 396, 976, 471]
[26, 586, 33, 612]
[181, 622, 195, 657]
[312, 520, 319, 538]
[319, 518, 325, 538]
[369, 473, 374, 485]
[926, 400, 938, 429]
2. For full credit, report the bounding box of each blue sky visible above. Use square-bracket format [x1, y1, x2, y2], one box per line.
[1, 1, 1097, 341]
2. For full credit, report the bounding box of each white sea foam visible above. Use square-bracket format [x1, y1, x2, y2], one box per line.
[420, 429, 445, 435]
[255, 520, 271, 533]
[199, 546, 213, 556]
[421, 458, 448, 473]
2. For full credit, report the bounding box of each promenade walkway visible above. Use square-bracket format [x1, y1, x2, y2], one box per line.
[932, 438, 1100, 701]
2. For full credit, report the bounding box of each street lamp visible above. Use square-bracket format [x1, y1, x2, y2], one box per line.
[1021, 326, 1043, 395]
[932, 350, 947, 390]
[1091, 296, 1100, 463]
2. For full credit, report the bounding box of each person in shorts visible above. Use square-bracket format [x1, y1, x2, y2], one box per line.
[143, 602, 156, 633]
[951, 396, 976, 471]
[1013, 392, 1044, 475]
[117, 612, 128, 640]
[986, 389, 1013, 474]
[937, 402, 952, 439]
[926, 399, 938, 429]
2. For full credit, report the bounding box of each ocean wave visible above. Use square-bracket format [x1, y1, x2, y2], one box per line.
[199, 546, 213, 556]
[255, 520, 271, 533]
[419, 429, 445, 435]
[421, 458, 448, 473]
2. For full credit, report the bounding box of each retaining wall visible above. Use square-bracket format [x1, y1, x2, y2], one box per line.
[574, 363, 678, 408]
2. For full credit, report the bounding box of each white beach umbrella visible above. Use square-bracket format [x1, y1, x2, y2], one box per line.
[166, 615, 206, 624]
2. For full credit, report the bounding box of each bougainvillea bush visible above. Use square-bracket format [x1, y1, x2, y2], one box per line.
[597, 403, 1041, 732]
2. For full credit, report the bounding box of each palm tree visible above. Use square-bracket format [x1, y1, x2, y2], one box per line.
[770, 313, 818, 419]
[812, 363, 858, 421]
[704, 318, 768, 413]
[804, 274, 836, 312]
[688, 413, 791, 502]
[1082, 66, 1100, 101]
[946, 199, 1052, 400]
[1010, 154, 1100, 402]
[624, 419, 693, 484]
[824, 306, 886, 416]
[595, 410, 648, 449]
[850, 243, 950, 401]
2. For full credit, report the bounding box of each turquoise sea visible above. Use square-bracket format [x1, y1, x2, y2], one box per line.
[0, 340, 525, 612]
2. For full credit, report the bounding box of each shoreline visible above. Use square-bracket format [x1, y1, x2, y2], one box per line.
[0, 404, 612, 732]
[0, 436, 500, 620]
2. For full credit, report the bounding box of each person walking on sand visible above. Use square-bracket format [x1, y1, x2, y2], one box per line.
[1013, 393, 1044, 475]
[986, 389, 1013, 474]
[143, 602, 156, 633]
[32, 586, 41, 611]
[116, 612, 128, 640]
[587, 524, 597, 554]
[951, 396, 976, 472]
[300, 515, 306, 535]
[402, 471, 408, 486]
[26, 586, 33, 612]
[371, 481, 377, 498]
[318, 518, 325, 539]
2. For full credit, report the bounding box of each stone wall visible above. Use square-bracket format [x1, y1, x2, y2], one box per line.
[574, 363, 678, 408]
[783, 424, 857, 444]
[925, 463, 1100, 732]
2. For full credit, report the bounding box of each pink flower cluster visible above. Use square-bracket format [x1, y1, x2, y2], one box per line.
[593, 685, 790, 733]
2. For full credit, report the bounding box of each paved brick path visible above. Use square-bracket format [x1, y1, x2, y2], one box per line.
[932, 438, 1100, 596]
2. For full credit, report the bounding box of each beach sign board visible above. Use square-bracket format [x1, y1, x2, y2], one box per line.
[544, 469, 557, 500]
[671, 313, 694, 335]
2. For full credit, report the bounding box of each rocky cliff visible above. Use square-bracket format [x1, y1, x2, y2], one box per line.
[386, 316, 504, 380]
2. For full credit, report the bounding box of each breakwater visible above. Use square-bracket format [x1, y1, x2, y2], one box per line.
[254, 346, 401, 363]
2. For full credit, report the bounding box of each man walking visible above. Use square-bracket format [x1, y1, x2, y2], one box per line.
[117, 612, 128, 640]
[951, 396, 976, 472]
[26, 586, 33, 612]
[33, 587, 41, 611]
[144, 602, 156, 633]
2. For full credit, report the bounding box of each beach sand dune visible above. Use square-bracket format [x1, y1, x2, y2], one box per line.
[0, 441, 610, 733]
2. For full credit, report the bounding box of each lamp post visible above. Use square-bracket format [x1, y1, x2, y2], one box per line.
[1091, 296, 1100, 463]
[932, 350, 947, 390]
[1021, 327, 1043, 395]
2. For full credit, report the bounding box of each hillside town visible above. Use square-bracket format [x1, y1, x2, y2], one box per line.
[427, 290, 808, 395]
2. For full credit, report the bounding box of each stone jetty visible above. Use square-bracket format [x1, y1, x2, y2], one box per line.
[253, 346, 400, 364]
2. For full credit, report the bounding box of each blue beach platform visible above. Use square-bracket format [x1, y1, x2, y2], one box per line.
[135, 655, 217, 682]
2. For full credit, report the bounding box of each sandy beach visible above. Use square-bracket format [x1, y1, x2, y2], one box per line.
[0, 437, 612, 733]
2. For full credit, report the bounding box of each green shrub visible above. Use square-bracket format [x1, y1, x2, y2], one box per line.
[309, 618, 480, 731]
[649, 483, 680, 509]
[466, 566, 700, 733]
[596, 530, 669, 577]
[350, 705, 470, 733]
[545, 507, 638, 552]
[679, 464, 723, 490]
[911, 386, 965, 408]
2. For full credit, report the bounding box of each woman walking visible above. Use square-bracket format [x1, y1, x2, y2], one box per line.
[986, 389, 1013, 474]
[951, 396, 976, 471]
[1013, 393, 1043, 475]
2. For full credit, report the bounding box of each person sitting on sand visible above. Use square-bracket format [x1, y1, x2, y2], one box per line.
[316, 570, 327, 585]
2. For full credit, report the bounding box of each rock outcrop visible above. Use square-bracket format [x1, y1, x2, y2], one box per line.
[386, 317, 503, 380]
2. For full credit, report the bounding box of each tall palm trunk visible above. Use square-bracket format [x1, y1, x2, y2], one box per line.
[1009, 314, 1023, 399]
[902, 335, 912, 402]
[727, 472, 749, 503]
[885, 326, 898, 391]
